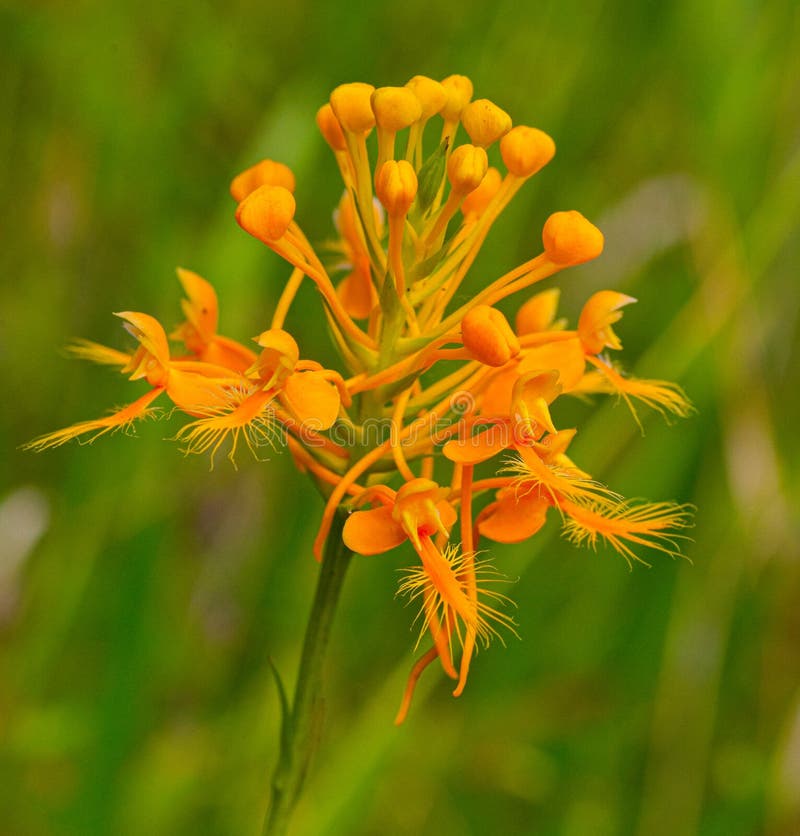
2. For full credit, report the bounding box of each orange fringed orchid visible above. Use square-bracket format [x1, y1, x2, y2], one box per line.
[171, 268, 256, 372]
[29, 73, 693, 723]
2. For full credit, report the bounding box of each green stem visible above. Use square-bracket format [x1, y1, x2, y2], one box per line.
[262, 508, 353, 836]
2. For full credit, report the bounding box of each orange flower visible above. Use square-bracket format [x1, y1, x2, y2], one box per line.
[475, 287, 691, 424]
[478, 476, 692, 567]
[26, 310, 240, 451]
[175, 328, 347, 464]
[171, 268, 256, 373]
[343, 478, 514, 721]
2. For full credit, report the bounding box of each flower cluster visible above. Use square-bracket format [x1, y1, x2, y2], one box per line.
[30, 75, 692, 723]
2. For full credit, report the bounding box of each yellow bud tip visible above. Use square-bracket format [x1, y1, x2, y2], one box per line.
[375, 159, 418, 216]
[461, 305, 520, 367]
[330, 82, 376, 134]
[405, 75, 447, 119]
[230, 159, 296, 203]
[500, 126, 556, 178]
[440, 74, 474, 122]
[542, 210, 604, 265]
[371, 86, 423, 132]
[515, 288, 561, 335]
[447, 144, 489, 194]
[316, 103, 347, 151]
[460, 98, 512, 147]
[461, 167, 502, 217]
[235, 185, 296, 243]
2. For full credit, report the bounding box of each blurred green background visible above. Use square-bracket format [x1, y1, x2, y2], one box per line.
[2, 1, 799, 834]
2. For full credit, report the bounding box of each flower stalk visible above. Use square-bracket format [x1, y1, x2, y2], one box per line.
[263, 507, 353, 836]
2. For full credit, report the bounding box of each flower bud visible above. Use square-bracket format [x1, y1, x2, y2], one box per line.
[371, 86, 423, 132]
[447, 144, 488, 195]
[405, 75, 447, 119]
[515, 288, 561, 335]
[230, 159, 296, 203]
[500, 126, 555, 178]
[542, 210, 604, 265]
[461, 305, 520, 367]
[461, 98, 512, 147]
[330, 82, 376, 134]
[250, 328, 300, 387]
[440, 74, 474, 122]
[577, 290, 636, 355]
[235, 185, 296, 243]
[316, 103, 347, 151]
[375, 160, 417, 216]
[461, 167, 502, 217]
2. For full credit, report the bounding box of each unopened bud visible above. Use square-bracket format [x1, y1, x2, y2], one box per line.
[405, 75, 447, 119]
[461, 98, 512, 147]
[235, 185, 296, 243]
[542, 210, 604, 265]
[330, 82, 376, 134]
[375, 160, 418, 216]
[461, 167, 502, 217]
[461, 305, 520, 367]
[447, 144, 488, 195]
[440, 74, 474, 122]
[316, 103, 347, 151]
[230, 160, 296, 203]
[500, 126, 555, 178]
[371, 87, 423, 132]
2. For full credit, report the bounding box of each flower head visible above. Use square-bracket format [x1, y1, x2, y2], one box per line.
[29, 72, 693, 724]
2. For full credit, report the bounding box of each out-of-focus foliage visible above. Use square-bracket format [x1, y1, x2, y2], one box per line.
[2, 1, 799, 834]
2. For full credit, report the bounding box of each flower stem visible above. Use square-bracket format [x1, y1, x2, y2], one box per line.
[262, 507, 353, 836]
